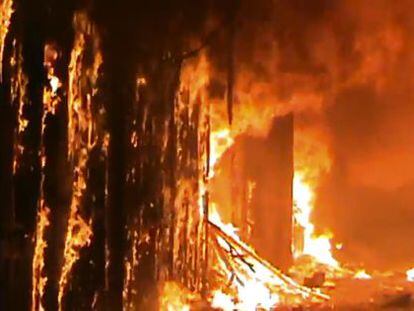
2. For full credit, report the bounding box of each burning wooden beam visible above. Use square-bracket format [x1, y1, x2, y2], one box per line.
[208, 217, 330, 308]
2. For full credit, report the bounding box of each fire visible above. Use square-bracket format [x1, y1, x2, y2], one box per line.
[293, 172, 338, 268]
[175, 54, 331, 310]
[58, 12, 100, 309]
[354, 269, 372, 280]
[31, 206, 50, 311]
[211, 282, 280, 311]
[203, 124, 330, 309]
[0, 0, 13, 78]
[189, 45, 331, 304]
[209, 129, 234, 176]
[31, 43, 61, 311]
[406, 268, 414, 282]
[159, 282, 195, 311]
[58, 209, 92, 308]
[123, 229, 140, 309]
[211, 291, 235, 310]
[10, 39, 29, 173]
[210, 207, 282, 310]
[209, 206, 329, 309]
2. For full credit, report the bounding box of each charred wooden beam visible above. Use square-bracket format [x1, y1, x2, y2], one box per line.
[249, 114, 294, 271]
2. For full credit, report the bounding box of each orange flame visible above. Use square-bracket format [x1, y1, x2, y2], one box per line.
[293, 173, 338, 268]
[209, 206, 329, 309]
[291, 126, 342, 271]
[177, 52, 332, 309]
[58, 207, 92, 309]
[159, 282, 196, 311]
[58, 12, 100, 308]
[31, 43, 62, 311]
[0, 0, 13, 79]
[31, 205, 50, 311]
[10, 39, 29, 173]
[205, 126, 329, 307]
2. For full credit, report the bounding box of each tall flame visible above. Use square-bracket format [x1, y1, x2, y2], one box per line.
[10, 39, 29, 174]
[291, 126, 341, 270]
[175, 53, 332, 309]
[0, 0, 13, 79]
[58, 12, 100, 308]
[31, 43, 62, 311]
[293, 173, 338, 267]
[31, 206, 50, 311]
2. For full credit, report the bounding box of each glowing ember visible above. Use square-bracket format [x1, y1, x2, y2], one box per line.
[31, 206, 50, 311]
[293, 173, 338, 268]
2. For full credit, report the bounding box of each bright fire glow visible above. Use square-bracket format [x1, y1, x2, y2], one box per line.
[176, 54, 330, 310]
[354, 269, 372, 280]
[209, 206, 329, 309]
[159, 282, 195, 311]
[406, 268, 414, 282]
[209, 129, 234, 177]
[293, 173, 338, 268]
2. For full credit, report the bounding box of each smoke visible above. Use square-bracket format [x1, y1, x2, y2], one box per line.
[208, 0, 414, 269]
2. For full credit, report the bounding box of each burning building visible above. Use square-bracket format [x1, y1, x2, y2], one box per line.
[2, 0, 414, 310]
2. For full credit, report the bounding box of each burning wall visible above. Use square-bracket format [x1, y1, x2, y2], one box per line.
[210, 114, 294, 270]
[3, 0, 414, 309]
[205, 0, 414, 270]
